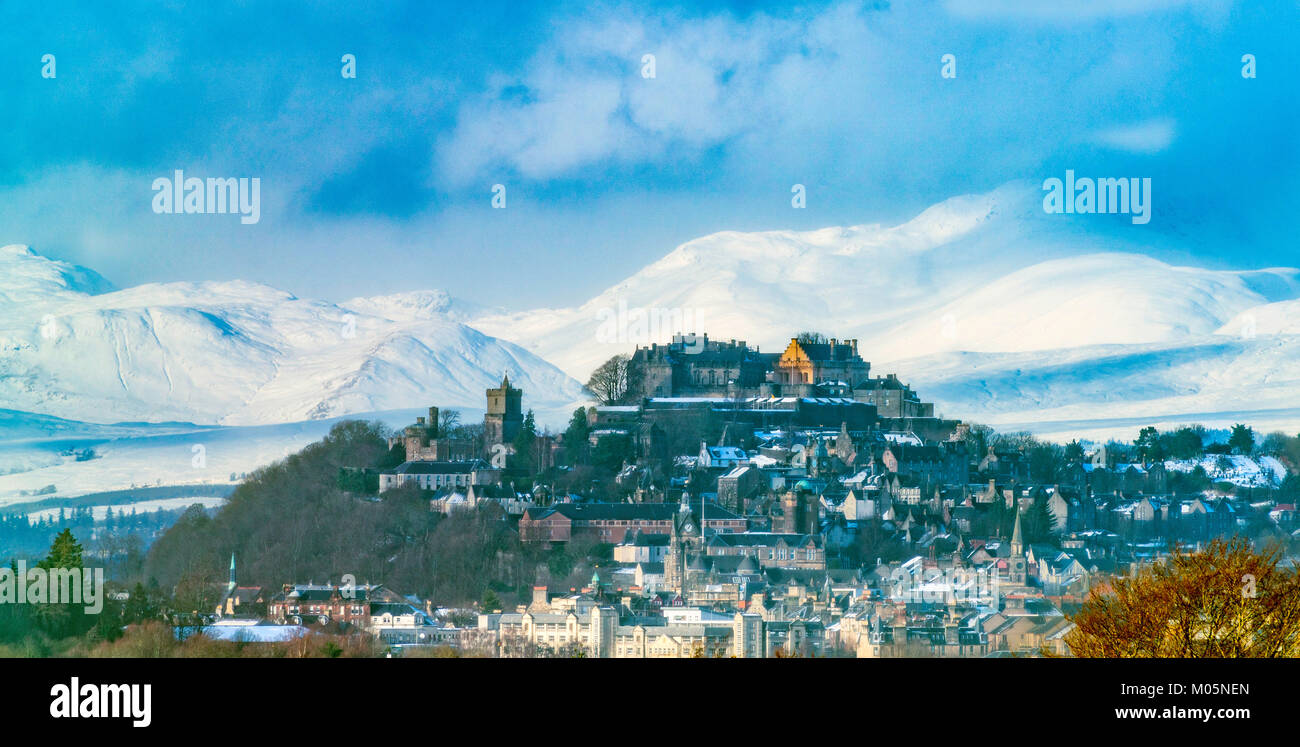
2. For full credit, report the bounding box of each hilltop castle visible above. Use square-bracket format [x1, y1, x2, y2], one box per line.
[628, 334, 934, 418]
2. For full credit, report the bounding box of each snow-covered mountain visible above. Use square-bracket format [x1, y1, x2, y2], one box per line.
[5, 181, 1299, 443]
[0, 245, 585, 426]
[864, 253, 1299, 363]
[342, 289, 501, 324]
[467, 183, 1300, 437]
[891, 333, 1300, 438]
[470, 184, 1300, 380]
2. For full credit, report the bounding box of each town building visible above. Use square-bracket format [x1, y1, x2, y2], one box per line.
[378, 459, 499, 492]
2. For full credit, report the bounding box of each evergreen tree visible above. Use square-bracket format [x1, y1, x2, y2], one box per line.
[1228, 423, 1255, 455]
[1022, 497, 1058, 545]
[512, 410, 538, 473]
[564, 408, 590, 464]
[38, 528, 84, 570]
[1135, 426, 1163, 462]
[32, 529, 88, 637]
[1064, 440, 1085, 462]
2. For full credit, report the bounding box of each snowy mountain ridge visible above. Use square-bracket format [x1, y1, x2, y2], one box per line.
[4, 182, 1299, 440]
[0, 245, 585, 427]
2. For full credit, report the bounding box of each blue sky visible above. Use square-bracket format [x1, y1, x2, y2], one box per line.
[1, 0, 1295, 308]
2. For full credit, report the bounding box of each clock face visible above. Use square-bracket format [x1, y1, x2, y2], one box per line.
[684, 524, 695, 533]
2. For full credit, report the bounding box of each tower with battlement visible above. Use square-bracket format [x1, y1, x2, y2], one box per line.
[484, 373, 523, 447]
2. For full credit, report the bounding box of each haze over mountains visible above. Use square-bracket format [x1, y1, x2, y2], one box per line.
[3, 182, 1299, 443]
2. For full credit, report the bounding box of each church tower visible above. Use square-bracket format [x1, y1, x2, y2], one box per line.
[1010, 508, 1024, 557]
[484, 373, 523, 447]
[1008, 509, 1027, 585]
[665, 502, 701, 598]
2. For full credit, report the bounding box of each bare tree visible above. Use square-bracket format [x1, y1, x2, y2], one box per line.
[436, 409, 461, 437]
[586, 355, 630, 405]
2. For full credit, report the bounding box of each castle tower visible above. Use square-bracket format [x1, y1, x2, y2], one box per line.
[484, 373, 523, 447]
[403, 406, 441, 460]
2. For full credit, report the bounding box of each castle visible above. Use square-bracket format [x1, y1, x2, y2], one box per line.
[628, 334, 934, 418]
[398, 406, 477, 461]
[391, 373, 524, 461]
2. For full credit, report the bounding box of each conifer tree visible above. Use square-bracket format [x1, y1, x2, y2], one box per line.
[38, 528, 84, 570]
[512, 410, 538, 473]
[564, 408, 590, 465]
[1022, 497, 1058, 546]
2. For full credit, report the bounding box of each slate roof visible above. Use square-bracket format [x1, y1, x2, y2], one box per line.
[386, 459, 488, 475]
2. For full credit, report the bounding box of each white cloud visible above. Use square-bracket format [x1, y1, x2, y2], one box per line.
[433, 0, 1202, 187]
[1090, 118, 1178, 154]
[436, 7, 854, 184]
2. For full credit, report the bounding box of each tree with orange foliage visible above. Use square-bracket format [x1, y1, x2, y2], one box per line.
[1066, 537, 1300, 657]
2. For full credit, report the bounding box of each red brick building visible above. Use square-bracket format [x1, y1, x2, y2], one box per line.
[267, 583, 405, 627]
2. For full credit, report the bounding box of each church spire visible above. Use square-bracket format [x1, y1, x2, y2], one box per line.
[1010, 508, 1024, 556]
[228, 552, 237, 594]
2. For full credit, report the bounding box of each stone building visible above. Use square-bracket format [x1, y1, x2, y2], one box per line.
[391, 406, 478, 461]
[484, 373, 523, 448]
[852, 374, 935, 418]
[630, 334, 776, 398]
[378, 459, 499, 493]
[622, 333, 952, 434]
[717, 464, 764, 514]
[480, 604, 773, 658]
[771, 337, 871, 389]
[776, 481, 822, 535]
[628, 334, 873, 398]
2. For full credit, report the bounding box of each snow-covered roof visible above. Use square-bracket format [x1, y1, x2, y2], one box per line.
[706, 445, 747, 460]
[883, 431, 923, 446]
